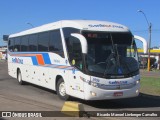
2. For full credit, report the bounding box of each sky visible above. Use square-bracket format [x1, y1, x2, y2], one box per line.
[0, 0, 160, 48]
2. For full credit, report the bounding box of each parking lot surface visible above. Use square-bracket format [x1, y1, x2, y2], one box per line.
[0, 60, 159, 120]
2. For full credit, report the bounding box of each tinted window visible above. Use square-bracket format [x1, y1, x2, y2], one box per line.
[21, 36, 29, 51]
[63, 28, 80, 40]
[29, 34, 38, 51]
[63, 27, 80, 57]
[67, 36, 83, 70]
[38, 32, 49, 51]
[49, 30, 64, 57]
[14, 37, 21, 52]
[8, 38, 15, 51]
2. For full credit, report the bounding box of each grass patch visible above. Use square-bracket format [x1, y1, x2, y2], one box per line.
[140, 77, 160, 96]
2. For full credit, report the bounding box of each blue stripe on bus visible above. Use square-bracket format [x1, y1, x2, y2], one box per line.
[31, 56, 38, 65]
[42, 53, 51, 64]
[9, 52, 54, 66]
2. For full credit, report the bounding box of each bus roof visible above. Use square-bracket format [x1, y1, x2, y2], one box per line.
[9, 20, 130, 38]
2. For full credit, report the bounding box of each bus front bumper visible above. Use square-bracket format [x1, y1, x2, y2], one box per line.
[84, 83, 140, 100]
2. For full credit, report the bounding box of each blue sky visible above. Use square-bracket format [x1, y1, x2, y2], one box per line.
[0, 0, 160, 48]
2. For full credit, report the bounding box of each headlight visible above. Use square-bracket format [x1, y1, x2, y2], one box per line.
[136, 80, 140, 84]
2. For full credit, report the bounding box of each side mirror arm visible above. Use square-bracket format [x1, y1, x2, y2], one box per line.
[71, 33, 88, 54]
[134, 35, 148, 54]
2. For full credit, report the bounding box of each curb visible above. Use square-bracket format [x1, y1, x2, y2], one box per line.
[61, 101, 85, 117]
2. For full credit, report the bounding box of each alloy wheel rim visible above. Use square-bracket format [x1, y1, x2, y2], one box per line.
[59, 82, 66, 96]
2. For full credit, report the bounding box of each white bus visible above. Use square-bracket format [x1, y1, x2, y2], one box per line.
[8, 20, 147, 100]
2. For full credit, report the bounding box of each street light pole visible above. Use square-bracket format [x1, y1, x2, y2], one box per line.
[148, 23, 152, 71]
[138, 10, 152, 71]
[27, 22, 34, 28]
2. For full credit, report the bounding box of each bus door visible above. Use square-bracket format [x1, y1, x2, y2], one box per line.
[66, 36, 84, 99]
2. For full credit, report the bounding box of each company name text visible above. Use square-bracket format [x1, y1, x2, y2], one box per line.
[109, 81, 128, 85]
[12, 58, 23, 64]
[88, 24, 124, 29]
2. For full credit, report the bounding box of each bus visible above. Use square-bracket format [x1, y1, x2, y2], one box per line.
[8, 20, 147, 100]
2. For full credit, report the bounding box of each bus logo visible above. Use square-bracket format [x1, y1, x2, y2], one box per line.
[12, 58, 23, 64]
[109, 81, 128, 85]
[88, 24, 124, 29]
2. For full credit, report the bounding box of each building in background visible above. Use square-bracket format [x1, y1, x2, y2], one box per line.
[0, 46, 7, 60]
[138, 48, 160, 70]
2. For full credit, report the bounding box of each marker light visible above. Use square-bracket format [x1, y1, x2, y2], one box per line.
[136, 90, 139, 94]
[136, 80, 140, 84]
[90, 91, 97, 96]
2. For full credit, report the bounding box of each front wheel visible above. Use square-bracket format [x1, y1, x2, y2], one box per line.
[56, 78, 69, 100]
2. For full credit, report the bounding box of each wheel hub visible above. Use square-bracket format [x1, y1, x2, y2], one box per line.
[59, 82, 66, 96]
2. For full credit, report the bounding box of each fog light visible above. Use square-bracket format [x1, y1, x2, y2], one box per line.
[90, 91, 97, 96]
[136, 80, 140, 84]
[136, 90, 139, 94]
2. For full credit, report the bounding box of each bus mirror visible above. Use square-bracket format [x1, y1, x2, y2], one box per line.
[3, 35, 9, 41]
[71, 33, 88, 54]
[134, 35, 148, 54]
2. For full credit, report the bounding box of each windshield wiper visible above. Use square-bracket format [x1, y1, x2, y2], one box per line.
[114, 44, 120, 67]
[103, 34, 120, 76]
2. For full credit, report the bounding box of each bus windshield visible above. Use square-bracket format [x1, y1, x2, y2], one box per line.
[82, 31, 139, 78]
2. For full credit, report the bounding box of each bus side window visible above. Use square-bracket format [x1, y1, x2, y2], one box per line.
[49, 30, 64, 57]
[8, 38, 15, 52]
[67, 36, 83, 70]
[29, 34, 38, 51]
[38, 32, 49, 51]
[14, 37, 21, 52]
[21, 36, 29, 51]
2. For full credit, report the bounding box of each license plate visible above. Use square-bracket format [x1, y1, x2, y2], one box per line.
[114, 92, 123, 97]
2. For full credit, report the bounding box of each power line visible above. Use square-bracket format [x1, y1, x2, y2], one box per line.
[133, 29, 160, 33]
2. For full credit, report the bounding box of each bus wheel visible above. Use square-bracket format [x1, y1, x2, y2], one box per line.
[17, 70, 24, 85]
[56, 78, 69, 100]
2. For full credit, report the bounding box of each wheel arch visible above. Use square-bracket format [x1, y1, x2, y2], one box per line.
[55, 75, 63, 91]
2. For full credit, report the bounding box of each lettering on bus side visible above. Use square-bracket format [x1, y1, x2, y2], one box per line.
[88, 24, 124, 29]
[12, 58, 23, 64]
[54, 59, 60, 63]
[109, 81, 128, 85]
[91, 78, 100, 83]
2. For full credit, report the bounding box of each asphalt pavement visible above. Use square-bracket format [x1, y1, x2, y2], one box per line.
[0, 60, 159, 120]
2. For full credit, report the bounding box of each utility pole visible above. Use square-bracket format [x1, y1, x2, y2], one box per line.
[138, 10, 152, 71]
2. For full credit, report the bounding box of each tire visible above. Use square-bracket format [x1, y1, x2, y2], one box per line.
[17, 70, 24, 85]
[56, 78, 69, 100]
